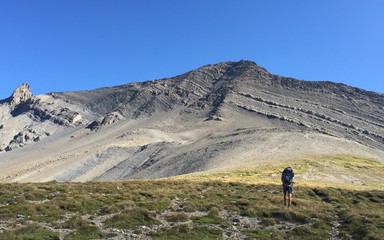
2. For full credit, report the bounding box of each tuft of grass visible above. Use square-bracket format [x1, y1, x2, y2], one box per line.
[104, 208, 160, 229]
[151, 224, 222, 240]
[243, 229, 283, 240]
[60, 215, 91, 229]
[137, 198, 171, 212]
[286, 225, 328, 240]
[191, 215, 226, 225]
[0, 224, 60, 240]
[165, 212, 189, 222]
[192, 207, 229, 227]
[260, 217, 277, 226]
[58, 215, 110, 240]
[64, 225, 109, 240]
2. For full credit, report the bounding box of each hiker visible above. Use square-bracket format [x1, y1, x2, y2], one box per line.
[281, 167, 294, 207]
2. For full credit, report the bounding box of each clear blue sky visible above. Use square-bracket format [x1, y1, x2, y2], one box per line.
[1, 0, 383, 100]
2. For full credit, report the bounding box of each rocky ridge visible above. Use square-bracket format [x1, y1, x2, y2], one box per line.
[51, 61, 384, 151]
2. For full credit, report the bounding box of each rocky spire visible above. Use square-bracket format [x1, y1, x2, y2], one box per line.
[10, 83, 33, 105]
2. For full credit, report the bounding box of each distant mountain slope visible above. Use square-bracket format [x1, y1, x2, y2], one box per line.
[54, 60, 384, 149]
[0, 60, 383, 182]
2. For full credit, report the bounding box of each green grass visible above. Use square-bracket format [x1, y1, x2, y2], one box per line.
[192, 215, 228, 226]
[165, 212, 189, 222]
[0, 155, 383, 239]
[0, 224, 60, 240]
[57, 215, 112, 240]
[0, 181, 383, 239]
[243, 229, 283, 240]
[64, 225, 109, 240]
[192, 206, 229, 227]
[150, 224, 222, 240]
[103, 207, 160, 229]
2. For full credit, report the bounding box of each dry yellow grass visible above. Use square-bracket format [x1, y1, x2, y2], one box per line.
[169, 154, 384, 191]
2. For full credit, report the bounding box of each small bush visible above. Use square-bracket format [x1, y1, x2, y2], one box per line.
[208, 207, 220, 217]
[240, 207, 257, 217]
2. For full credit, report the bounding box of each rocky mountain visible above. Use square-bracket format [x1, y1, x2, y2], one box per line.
[0, 60, 383, 182]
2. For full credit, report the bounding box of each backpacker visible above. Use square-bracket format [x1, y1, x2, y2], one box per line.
[282, 167, 294, 184]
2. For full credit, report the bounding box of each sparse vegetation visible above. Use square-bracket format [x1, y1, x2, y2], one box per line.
[64, 224, 107, 240]
[191, 208, 229, 226]
[0, 224, 59, 240]
[0, 156, 383, 239]
[165, 212, 189, 222]
[104, 208, 160, 229]
[151, 224, 222, 240]
[243, 229, 283, 240]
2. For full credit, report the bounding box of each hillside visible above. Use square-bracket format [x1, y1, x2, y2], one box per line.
[0, 60, 383, 182]
[0, 157, 383, 239]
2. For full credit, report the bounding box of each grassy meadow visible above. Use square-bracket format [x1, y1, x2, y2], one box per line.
[0, 155, 383, 239]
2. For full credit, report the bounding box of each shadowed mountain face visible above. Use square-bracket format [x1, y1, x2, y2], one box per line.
[0, 60, 383, 182]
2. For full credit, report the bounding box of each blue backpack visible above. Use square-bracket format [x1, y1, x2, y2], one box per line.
[282, 167, 294, 184]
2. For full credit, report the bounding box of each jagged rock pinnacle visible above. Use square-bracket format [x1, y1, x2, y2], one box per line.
[10, 83, 33, 105]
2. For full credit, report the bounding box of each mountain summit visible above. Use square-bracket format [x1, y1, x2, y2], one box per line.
[0, 60, 383, 182]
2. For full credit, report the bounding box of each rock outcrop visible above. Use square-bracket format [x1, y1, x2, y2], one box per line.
[87, 112, 124, 131]
[10, 83, 33, 106]
[0, 83, 96, 152]
[5, 129, 50, 152]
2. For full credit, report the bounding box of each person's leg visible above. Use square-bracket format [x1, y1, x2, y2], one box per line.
[287, 193, 292, 207]
[283, 185, 289, 206]
[288, 185, 293, 207]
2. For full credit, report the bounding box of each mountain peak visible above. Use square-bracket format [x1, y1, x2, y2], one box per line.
[200, 60, 265, 71]
[182, 60, 269, 83]
[10, 83, 33, 105]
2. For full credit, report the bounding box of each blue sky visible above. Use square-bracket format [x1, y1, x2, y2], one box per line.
[1, 0, 383, 100]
